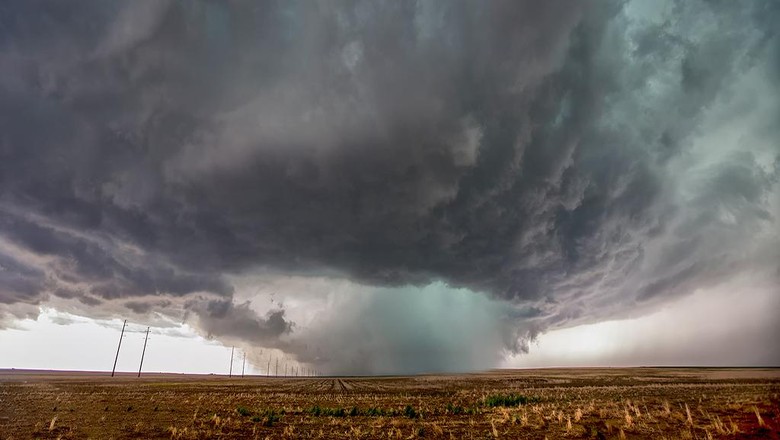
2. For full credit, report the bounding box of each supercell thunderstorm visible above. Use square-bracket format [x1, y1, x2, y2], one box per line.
[0, 0, 778, 373]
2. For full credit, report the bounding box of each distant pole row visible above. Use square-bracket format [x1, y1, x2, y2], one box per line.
[261, 352, 320, 378]
[228, 347, 321, 378]
[111, 318, 321, 378]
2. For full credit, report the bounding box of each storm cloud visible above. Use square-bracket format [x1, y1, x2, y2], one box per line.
[0, 0, 778, 372]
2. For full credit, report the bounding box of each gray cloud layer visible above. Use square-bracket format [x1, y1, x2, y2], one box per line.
[0, 0, 778, 371]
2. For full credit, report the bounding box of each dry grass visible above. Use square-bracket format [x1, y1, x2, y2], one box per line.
[2, 367, 779, 439]
[754, 406, 766, 427]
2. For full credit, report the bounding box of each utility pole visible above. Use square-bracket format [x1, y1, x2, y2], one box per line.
[229, 346, 234, 378]
[275, 358, 278, 376]
[111, 319, 127, 377]
[241, 351, 246, 378]
[267, 355, 271, 377]
[138, 327, 150, 378]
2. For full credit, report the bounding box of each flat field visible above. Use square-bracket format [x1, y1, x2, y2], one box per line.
[1, 368, 778, 439]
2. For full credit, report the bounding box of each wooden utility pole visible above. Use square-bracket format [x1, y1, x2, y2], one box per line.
[111, 319, 127, 377]
[229, 346, 234, 378]
[241, 352, 246, 378]
[138, 327, 150, 378]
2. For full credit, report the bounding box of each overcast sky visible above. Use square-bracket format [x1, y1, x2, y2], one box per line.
[0, 0, 778, 374]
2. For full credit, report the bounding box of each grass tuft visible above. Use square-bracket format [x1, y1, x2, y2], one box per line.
[365, 407, 386, 417]
[484, 394, 539, 407]
[250, 409, 281, 426]
[307, 406, 346, 417]
[753, 406, 765, 427]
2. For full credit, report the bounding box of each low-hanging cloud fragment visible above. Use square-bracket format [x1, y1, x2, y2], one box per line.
[0, 0, 778, 372]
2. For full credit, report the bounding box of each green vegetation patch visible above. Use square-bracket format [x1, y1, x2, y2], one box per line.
[484, 393, 539, 407]
[305, 405, 420, 418]
[447, 403, 476, 415]
[250, 409, 281, 426]
[307, 406, 346, 417]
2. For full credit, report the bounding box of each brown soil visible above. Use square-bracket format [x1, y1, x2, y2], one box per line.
[1, 367, 778, 439]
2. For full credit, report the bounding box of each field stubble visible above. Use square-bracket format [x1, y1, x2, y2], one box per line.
[0, 368, 778, 439]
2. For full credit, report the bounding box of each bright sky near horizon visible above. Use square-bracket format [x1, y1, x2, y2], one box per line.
[2, 274, 777, 374]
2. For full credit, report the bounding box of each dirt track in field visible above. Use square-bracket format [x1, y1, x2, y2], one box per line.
[1, 368, 779, 439]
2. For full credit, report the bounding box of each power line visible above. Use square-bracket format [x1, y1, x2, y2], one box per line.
[111, 319, 127, 377]
[229, 346, 234, 378]
[137, 327, 150, 378]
